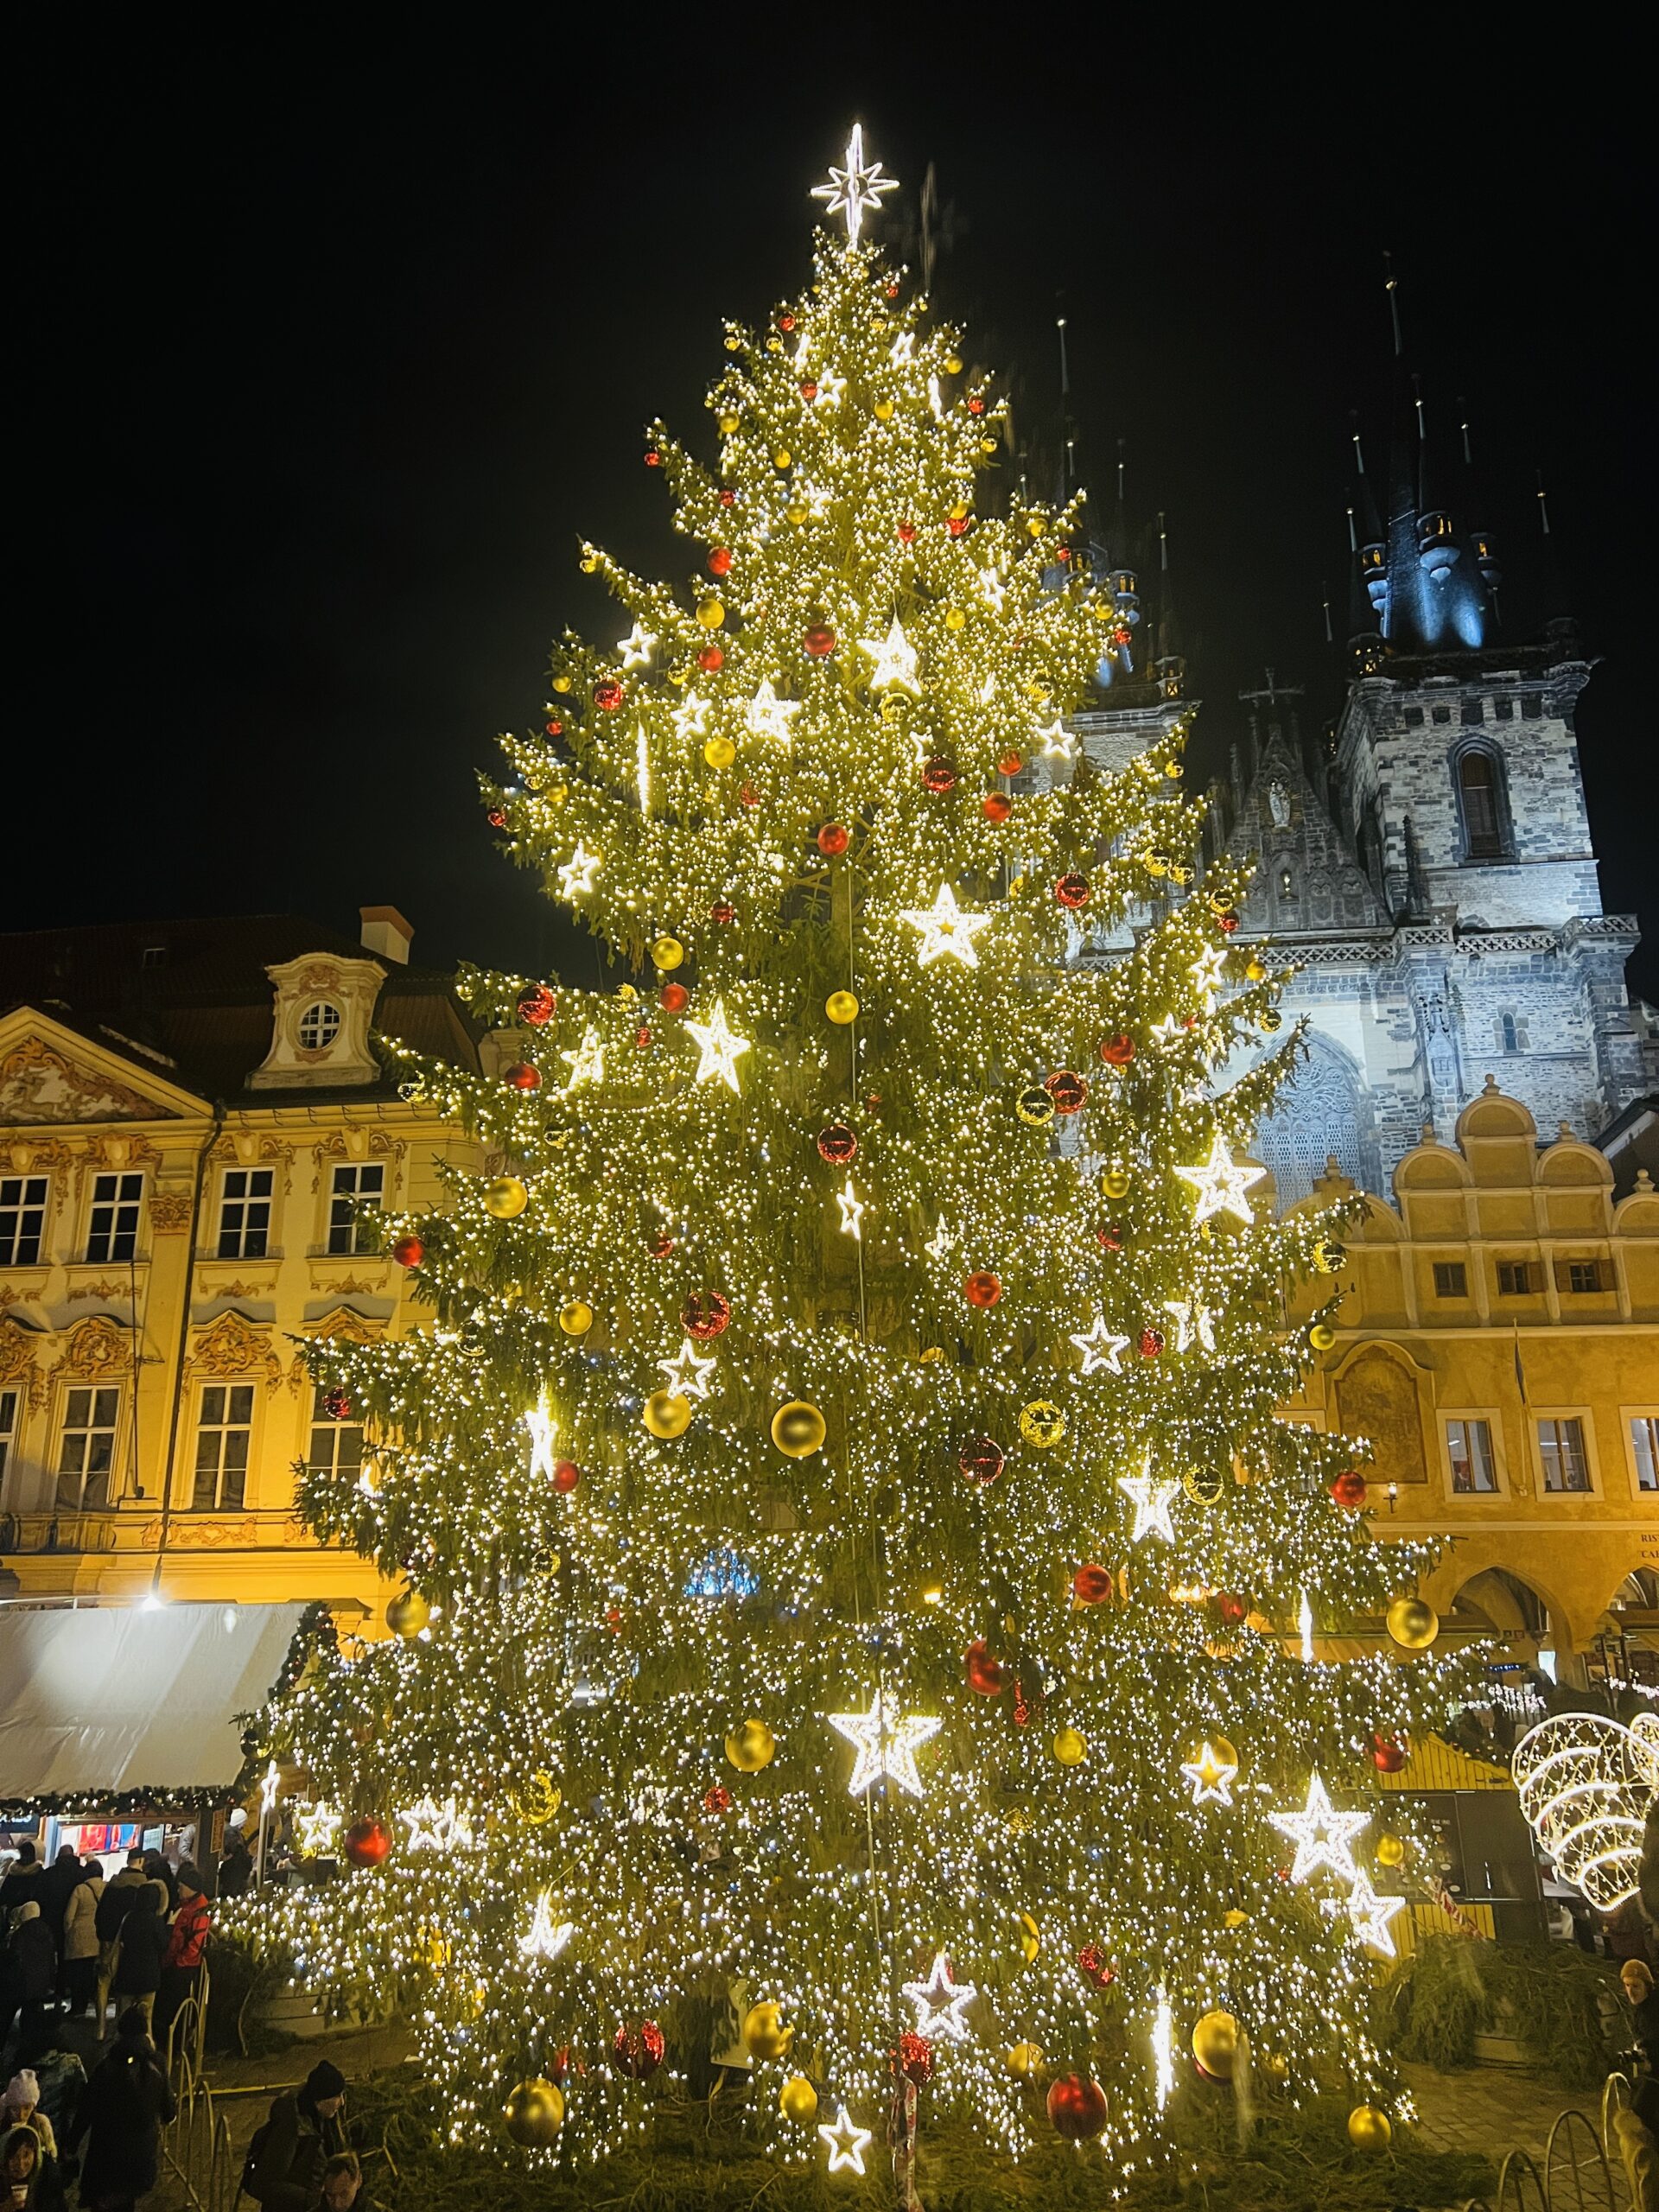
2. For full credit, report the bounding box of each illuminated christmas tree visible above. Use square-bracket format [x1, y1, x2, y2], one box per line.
[250, 130, 1478, 2186]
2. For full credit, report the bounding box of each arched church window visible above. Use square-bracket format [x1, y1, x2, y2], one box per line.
[1455, 746, 1508, 861]
[1255, 1043, 1367, 1207]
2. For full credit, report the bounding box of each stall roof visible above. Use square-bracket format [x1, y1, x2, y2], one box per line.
[0, 1602, 309, 1803]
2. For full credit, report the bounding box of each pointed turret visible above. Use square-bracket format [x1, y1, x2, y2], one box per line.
[1413, 375, 1461, 584]
[1535, 474, 1581, 654]
[1151, 511, 1185, 700]
[1459, 407, 1502, 602]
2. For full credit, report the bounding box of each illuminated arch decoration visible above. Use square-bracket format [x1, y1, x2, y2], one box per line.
[1512, 1710, 1659, 1911]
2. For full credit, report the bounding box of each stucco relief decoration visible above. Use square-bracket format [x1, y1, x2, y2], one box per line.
[288, 1303, 385, 1391]
[149, 1190, 195, 1233]
[67, 1281, 130, 1304]
[188, 1310, 283, 1394]
[1335, 1348, 1428, 1487]
[0, 1319, 47, 1409]
[1, 1136, 74, 1181]
[57, 1315, 134, 1381]
[0, 1039, 170, 1129]
[76, 1133, 163, 1194]
[137, 1515, 260, 1550]
[308, 1128, 406, 1195]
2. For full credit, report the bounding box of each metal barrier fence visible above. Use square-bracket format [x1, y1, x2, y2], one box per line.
[1453, 2071, 1642, 2212]
[160, 1970, 237, 2212]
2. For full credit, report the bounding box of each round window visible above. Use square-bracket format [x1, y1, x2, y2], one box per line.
[297, 1001, 342, 1052]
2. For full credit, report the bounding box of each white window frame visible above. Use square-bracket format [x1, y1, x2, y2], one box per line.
[55, 1383, 123, 1513]
[0, 1385, 20, 1494]
[0, 1173, 49, 1268]
[296, 1001, 342, 1052]
[306, 1386, 365, 1483]
[190, 1382, 256, 1511]
[1624, 1409, 1659, 1498]
[326, 1162, 385, 1255]
[1534, 1408, 1599, 1498]
[217, 1166, 275, 1260]
[86, 1172, 144, 1264]
[1442, 1412, 1504, 1497]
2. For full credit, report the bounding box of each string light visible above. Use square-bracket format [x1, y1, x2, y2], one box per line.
[1175, 1132, 1266, 1225]
[901, 1951, 977, 2043]
[817, 2104, 874, 2173]
[1268, 1775, 1369, 1885]
[900, 883, 992, 968]
[827, 1694, 941, 1798]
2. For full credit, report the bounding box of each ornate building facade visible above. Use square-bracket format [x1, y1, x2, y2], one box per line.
[0, 910, 480, 1617]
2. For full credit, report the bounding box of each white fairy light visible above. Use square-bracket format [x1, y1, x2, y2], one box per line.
[1162, 1300, 1216, 1354]
[616, 622, 656, 669]
[398, 1796, 474, 1854]
[524, 1398, 559, 1483]
[1070, 1315, 1130, 1375]
[836, 1177, 864, 1239]
[1179, 1739, 1238, 1807]
[859, 615, 920, 694]
[1345, 1869, 1407, 1957]
[1268, 1773, 1369, 1885]
[658, 1338, 717, 1402]
[556, 842, 601, 900]
[1117, 1459, 1179, 1544]
[560, 1027, 605, 1089]
[1153, 1990, 1176, 2110]
[747, 679, 800, 744]
[1034, 715, 1076, 762]
[518, 1891, 575, 1962]
[817, 2104, 873, 2173]
[671, 696, 709, 741]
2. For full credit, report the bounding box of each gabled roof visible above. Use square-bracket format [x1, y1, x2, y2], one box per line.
[1224, 724, 1389, 936]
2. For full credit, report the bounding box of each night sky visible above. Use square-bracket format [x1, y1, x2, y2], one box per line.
[13, 39, 1650, 997]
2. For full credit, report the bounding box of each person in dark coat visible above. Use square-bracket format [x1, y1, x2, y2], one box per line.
[107, 1892, 165, 2043]
[0, 1848, 43, 1921]
[216, 1837, 253, 1900]
[1, 2123, 65, 2212]
[246, 2062, 346, 2211]
[3, 1908, 55, 2044]
[65, 2012, 175, 2212]
[93, 1857, 148, 2036]
[139, 1858, 175, 1917]
[33, 1857, 79, 1987]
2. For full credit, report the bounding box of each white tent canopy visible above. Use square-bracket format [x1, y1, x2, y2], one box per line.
[0, 1602, 309, 1801]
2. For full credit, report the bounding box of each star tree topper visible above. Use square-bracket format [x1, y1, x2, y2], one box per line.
[810, 124, 899, 246]
[1268, 1772, 1370, 1885]
[1175, 1131, 1266, 1225]
[901, 883, 993, 969]
[828, 1692, 941, 1798]
[902, 1950, 977, 2043]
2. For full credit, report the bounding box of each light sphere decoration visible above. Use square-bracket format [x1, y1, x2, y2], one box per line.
[724, 1718, 777, 1773]
[1513, 1710, 1659, 1910]
[825, 989, 860, 1025]
[1347, 2105, 1392, 2150]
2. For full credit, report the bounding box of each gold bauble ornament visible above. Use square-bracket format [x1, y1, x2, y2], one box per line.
[1347, 2105, 1392, 2150]
[785, 503, 808, 524]
[504, 2077, 564, 2146]
[1006, 2041, 1043, 2079]
[1100, 1166, 1131, 1200]
[1019, 1399, 1067, 1450]
[1309, 1321, 1338, 1351]
[825, 989, 860, 1026]
[743, 2000, 793, 2060]
[779, 2075, 818, 2124]
[385, 1589, 429, 1639]
[579, 555, 598, 574]
[873, 399, 895, 421]
[643, 1389, 692, 1440]
[1313, 1237, 1346, 1274]
[980, 435, 999, 454]
[1192, 2009, 1239, 2080]
[1259, 1007, 1283, 1032]
[1026, 516, 1045, 537]
[1165, 760, 1183, 779]
[1386, 1594, 1440, 1650]
[651, 935, 685, 970]
[696, 599, 726, 629]
[551, 673, 572, 693]
[765, 334, 782, 353]
[718, 411, 740, 434]
[1376, 1832, 1407, 1868]
[724, 1717, 776, 1772]
[1223, 1908, 1249, 1929]
[1192, 1733, 1238, 1774]
[558, 1300, 594, 1338]
[1018, 1911, 1041, 1962]
[944, 605, 965, 630]
[703, 735, 736, 769]
[1052, 1726, 1086, 1766]
[771, 1401, 826, 1458]
[944, 354, 963, 373]
[484, 1176, 529, 1220]
[949, 500, 969, 520]
[511, 1771, 562, 1826]
[1246, 955, 1267, 980]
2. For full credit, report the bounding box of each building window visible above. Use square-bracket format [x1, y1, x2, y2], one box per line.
[1494, 696, 1516, 721]
[192, 1383, 254, 1510]
[1562, 1259, 1609, 1295]
[297, 1001, 342, 1052]
[327, 1163, 385, 1255]
[0, 1175, 48, 1268]
[307, 1386, 364, 1482]
[1455, 747, 1508, 861]
[1403, 707, 1425, 728]
[1522, 695, 1544, 720]
[1633, 1417, 1659, 1492]
[1461, 699, 1485, 726]
[56, 1386, 119, 1512]
[1538, 1416, 1591, 1494]
[86, 1173, 143, 1264]
[217, 1168, 274, 1260]
[1497, 1012, 1529, 1055]
[1447, 1418, 1497, 1493]
[1433, 1262, 1468, 1299]
[1497, 1261, 1537, 1296]
[0, 1388, 16, 1489]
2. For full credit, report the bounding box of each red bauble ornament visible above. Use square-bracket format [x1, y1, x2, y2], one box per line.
[963, 1271, 1002, 1308]
[946, 515, 969, 537]
[1372, 1733, 1408, 1773]
[921, 756, 958, 794]
[1046, 1070, 1087, 1114]
[635, 1023, 653, 1051]
[894, 2033, 933, 2087]
[592, 679, 623, 711]
[1099, 1033, 1135, 1066]
[682, 1291, 731, 1340]
[543, 718, 563, 738]
[660, 982, 689, 1014]
[982, 791, 1012, 823]
[391, 1234, 424, 1269]
[817, 1122, 858, 1164]
[702, 1783, 732, 1815]
[897, 519, 917, 544]
[321, 1388, 352, 1422]
[965, 1638, 1007, 1695]
[1330, 1471, 1368, 1510]
[997, 752, 1023, 777]
[1218, 911, 1240, 933]
[817, 822, 849, 856]
[1096, 1223, 1124, 1251]
[644, 448, 661, 467]
[1056, 546, 1071, 564]
[1072, 1564, 1115, 1606]
[804, 623, 836, 658]
[505, 1062, 541, 1092]
[647, 1230, 676, 1259]
[711, 901, 735, 925]
[708, 546, 733, 577]
[517, 983, 556, 1027]
[613, 2021, 664, 2079]
[959, 1436, 1006, 1485]
[1076, 1943, 1116, 1989]
[342, 1815, 391, 1869]
[1138, 1327, 1165, 1358]
[738, 782, 760, 809]
[719, 487, 735, 506]
[696, 644, 723, 671]
[553, 1459, 581, 1494]
[779, 312, 796, 332]
[799, 379, 817, 401]
[1055, 872, 1091, 910]
[1214, 1591, 1249, 1625]
[486, 806, 507, 829]
[967, 395, 986, 416]
[1046, 2074, 1108, 2142]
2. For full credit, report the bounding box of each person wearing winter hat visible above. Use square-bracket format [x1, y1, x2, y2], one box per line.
[245, 2062, 346, 2211]
[2, 1908, 54, 2046]
[1, 2122, 64, 2212]
[0, 2077, 54, 2163]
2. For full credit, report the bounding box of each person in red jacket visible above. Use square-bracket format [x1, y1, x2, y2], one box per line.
[150, 1867, 210, 2061]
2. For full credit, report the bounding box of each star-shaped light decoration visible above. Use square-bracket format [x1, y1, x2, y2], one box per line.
[518, 1890, 575, 1962]
[1035, 715, 1077, 763]
[684, 1001, 751, 1092]
[747, 679, 800, 744]
[1117, 1460, 1179, 1544]
[814, 369, 846, 410]
[617, 622, 656, 670]
[925, 1216, 955, 1261]
[902, 1950, 977, 2044]
[901, 882, 993, 969]
[671, 696, 709, 741]
[817, 2104, 873, 2175]
[1175, 1132, 1266, 1226]
[1179, 1739, 1239, 1807]
[810, 123, 899, 246]
[1189, 944, 1229, 1011]
[836, 1177, 864, 1240]
[658, 1338, 717, 1402]
[890, 331, 915, 365]
[561, 1026, 605, 1089]
[556, 842, 601, 900]
[524, 1397, 559, 1482]
[979, 568, 1007, 613]
[1163, 1300, 1217, 1355]
[859, 616, 920, 695]
[1148, 1011, 1186, 1052]
[1070, 1315, 1131, 1375]
[828, 1693, 941, 1798]
[1345, 1868, 1407, 1957]
[398, 1795, 475, 1854]
[1268, 1772, 1370, 1885]
[295, 1801, 341, 1856]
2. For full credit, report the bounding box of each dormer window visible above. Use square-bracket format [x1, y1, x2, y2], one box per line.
[297, 1001, 343, 1052]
